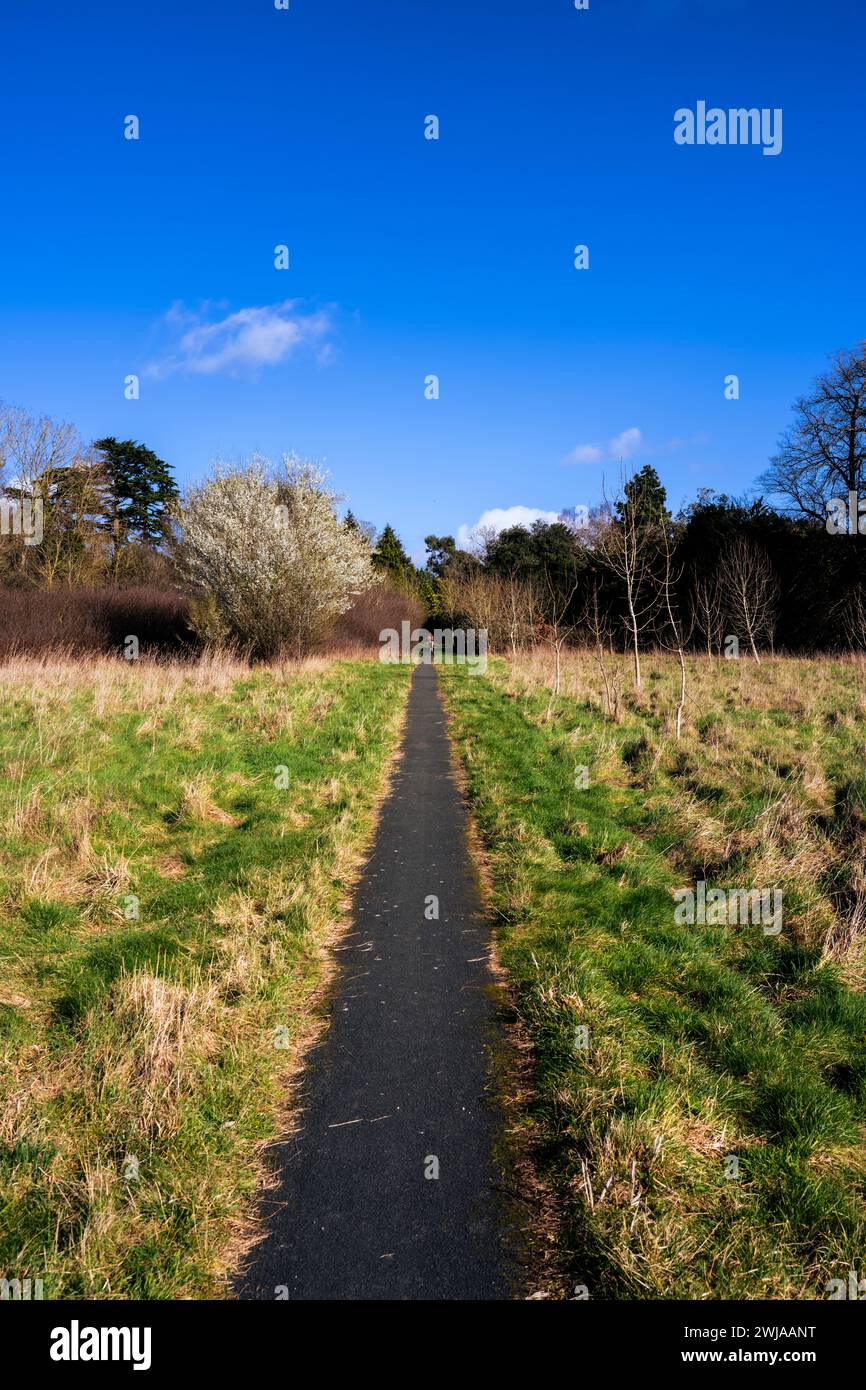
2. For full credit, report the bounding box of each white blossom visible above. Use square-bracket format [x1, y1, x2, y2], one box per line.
[178, 454, 376, 656]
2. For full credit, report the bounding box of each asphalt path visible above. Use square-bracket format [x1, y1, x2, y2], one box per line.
[236, 663, 514, 1300]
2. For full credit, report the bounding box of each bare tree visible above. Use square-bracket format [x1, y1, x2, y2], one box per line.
[0, 402, 79, 493]
[0, 402, 110, 586]
[657, 529, 694, 739]
[582, 576, 621, 721]
[690, 573, 724, 657]
[440, 569, 542, 655]
[760, 342, 866, 526]
[504, 573, 541, 654]
[539, 559, 581, 717]
[457, 522, 497, 564]
[837, 585, 866, 653]
[720, 538, 778, 663]
[593, 473, 660, 689]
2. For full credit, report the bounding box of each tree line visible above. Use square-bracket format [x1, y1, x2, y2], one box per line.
[0, 404, 178, 588]
[370, 342, 866, 659]
[2, 341, 865, 659]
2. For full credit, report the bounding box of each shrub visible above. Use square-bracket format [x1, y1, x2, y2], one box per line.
[0, 585, 191, 658]
[329, 584, 427, 652]
[178, 456, 376, 658]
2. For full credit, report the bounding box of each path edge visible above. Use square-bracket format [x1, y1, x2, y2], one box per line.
[223, 664, 415, 1295]
[438, 665, 573, 1301]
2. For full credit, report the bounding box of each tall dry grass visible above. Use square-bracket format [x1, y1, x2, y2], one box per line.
[501, 646, 866, 985]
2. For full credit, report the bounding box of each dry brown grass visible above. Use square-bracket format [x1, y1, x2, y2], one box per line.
[178, 773, 239, 827]
[503, 646, 866, 977]
[443, 653, 866, 1298]
[92, 971, 220, 1132]
[0, 651, 412, 1297]
[0, 646, 332, 703]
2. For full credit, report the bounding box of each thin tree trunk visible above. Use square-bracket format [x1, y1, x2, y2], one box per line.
[628, 608, 642, 687]
[675, 645, 686, 740]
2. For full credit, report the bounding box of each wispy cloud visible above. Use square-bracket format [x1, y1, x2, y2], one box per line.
[566, 427, 642, 465]
[568, 443, 604, 465]
[654, 432, 710, 454]
[565, 428, 709, 466]
[144, 300, 335, 379]
[456, 505, 561, 549]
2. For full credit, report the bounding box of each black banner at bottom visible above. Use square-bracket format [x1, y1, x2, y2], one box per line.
[3, 1297, 861, 1376]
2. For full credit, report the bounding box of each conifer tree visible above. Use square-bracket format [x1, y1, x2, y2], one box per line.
[371, 523, 413, 582]
[94, 437, 178, 545]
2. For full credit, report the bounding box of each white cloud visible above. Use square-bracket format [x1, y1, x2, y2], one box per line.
[609, 427, 642, 458]
[566, 426, 642, 465]
[568, 444, 604, 464]
[456, 505, 562, 549]
[145, 300, 335, 379]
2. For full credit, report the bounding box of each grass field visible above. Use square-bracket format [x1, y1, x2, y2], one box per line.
[0, 652, 410, 1298]
[6, 643, 866, 1301]
[442, 651, 866, 1299]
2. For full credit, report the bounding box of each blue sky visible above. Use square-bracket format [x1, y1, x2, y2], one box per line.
[1, 0, 864, 559]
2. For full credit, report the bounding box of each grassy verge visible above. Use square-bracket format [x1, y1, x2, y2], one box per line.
[0, 652, 410, 1298]
[442, 652, 866, 1299]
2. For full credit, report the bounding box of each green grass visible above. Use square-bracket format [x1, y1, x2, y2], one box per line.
[442, 654, 866, 1299]
[0, 653, 410, 1298]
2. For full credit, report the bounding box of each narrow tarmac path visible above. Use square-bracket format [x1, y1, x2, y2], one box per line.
[237, 663, 515, 1300]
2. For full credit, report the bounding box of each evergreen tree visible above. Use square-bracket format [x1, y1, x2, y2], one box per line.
[371, 524, 413, 582]
[615, 464, 670, 537]
[486, 521, 581, 588]
[344, 510, 376, 545]
[94, 438, 178, 545]
[424, 534, 456, 578]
